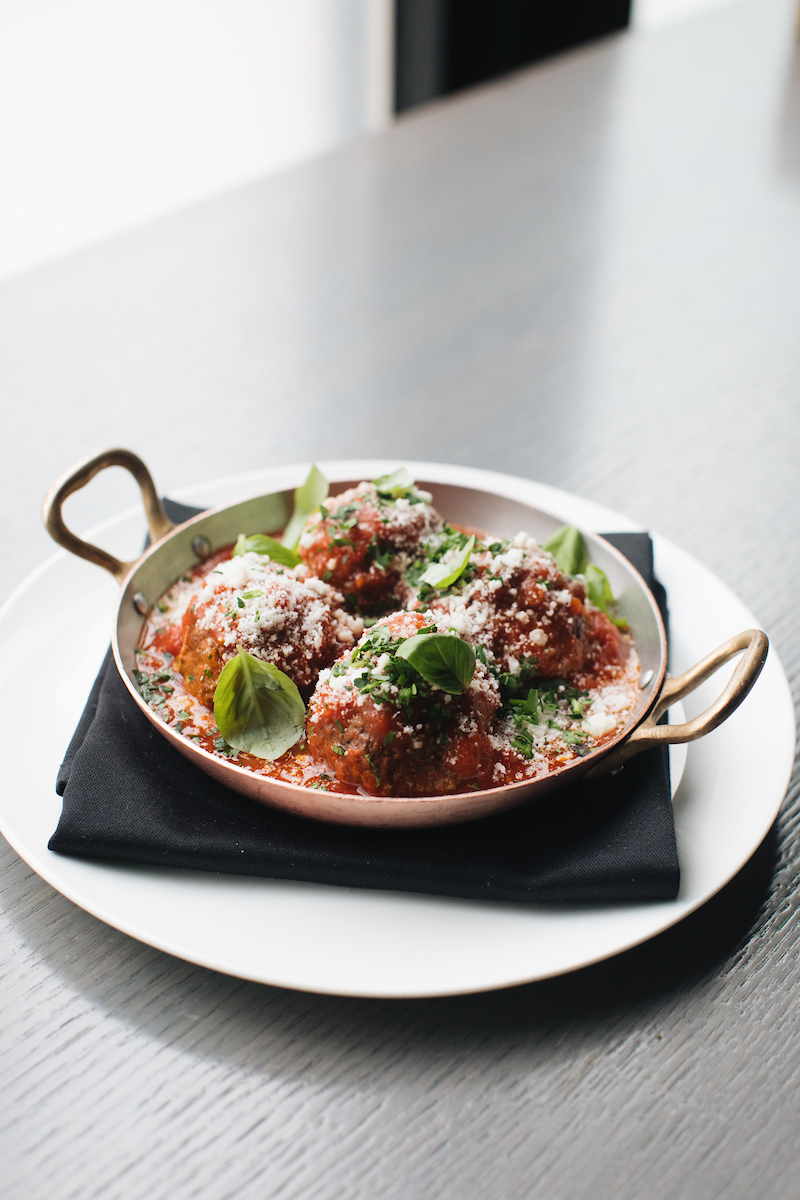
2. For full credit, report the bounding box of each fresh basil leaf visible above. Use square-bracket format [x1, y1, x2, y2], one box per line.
[419, 535, 475, 589]
[543, 525, 589, 577]
[213, 646, 305, 760]
[545, 527, 626, 625]
[585, 561, 613, 611]
[395, 632, 476, 694]
[233, 533, 300, 567]
[585, 563, 628, 628]
[282, 464, 330, 550]
[371, 467, 415, 498]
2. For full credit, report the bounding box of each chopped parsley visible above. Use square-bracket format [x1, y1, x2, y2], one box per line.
[133, 668, 174, 708]
[493, 655, 539, 701]
[365, 750, 381, 787]
[500, 677, 590, 760]
[336, 622, 452, 723]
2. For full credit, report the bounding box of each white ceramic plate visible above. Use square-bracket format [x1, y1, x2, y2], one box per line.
[0, 462, 794, 998]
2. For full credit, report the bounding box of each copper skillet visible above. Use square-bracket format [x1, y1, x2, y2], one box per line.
[44, 449, 768, 829]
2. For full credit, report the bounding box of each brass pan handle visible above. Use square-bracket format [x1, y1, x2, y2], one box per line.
[586, 628, 769, 778]
[43, 448, 174, 583]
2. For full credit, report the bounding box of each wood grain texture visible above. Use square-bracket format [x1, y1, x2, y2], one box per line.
[2, 1, 800, 1196]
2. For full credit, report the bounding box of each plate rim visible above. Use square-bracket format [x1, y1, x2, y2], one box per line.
[0, 460, 794, 998]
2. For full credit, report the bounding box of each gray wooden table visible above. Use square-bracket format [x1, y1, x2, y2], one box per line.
[3, 1, 800, 1196]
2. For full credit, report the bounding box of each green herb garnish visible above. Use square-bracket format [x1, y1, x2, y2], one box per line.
[133, 667, 174, 708]
[233, 533, 300, 568]
[365, 749, 381, 787]
[543, 525, 589, 576]
[419, 535, 475, 590]
[372, 467, 416, 498]
[213, 646, 305, 759]
[544, 524, 626, 627]
[394, 631, 476, 695]
[509, 687, 541, 723]
[585, 562, 627, 628]
[282, 464, 329, 550]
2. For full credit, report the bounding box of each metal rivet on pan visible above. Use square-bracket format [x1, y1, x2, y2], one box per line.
[192, 534, 212, 561]
[132, 592, 148, 615]
[640, 668, 654, 689]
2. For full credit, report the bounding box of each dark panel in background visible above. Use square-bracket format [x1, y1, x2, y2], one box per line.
[395, 0, 632, 112]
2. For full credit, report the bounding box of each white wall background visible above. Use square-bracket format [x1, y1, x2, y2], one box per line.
[0, 0, 749, 284]
[633, 0, 745, 30]
[0, 0, 393, 282]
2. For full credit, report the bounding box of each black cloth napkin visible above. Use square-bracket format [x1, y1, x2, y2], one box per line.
[50, 502, 679, 904]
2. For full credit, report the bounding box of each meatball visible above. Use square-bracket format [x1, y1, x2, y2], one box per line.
[173, 552, 362, 707]
[421, 534, 591, 678]
[306, 610, 500, 796]
[577, 606, 628, 687]
[297, 482, 443, 614]
[489, 549, 589, 678]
